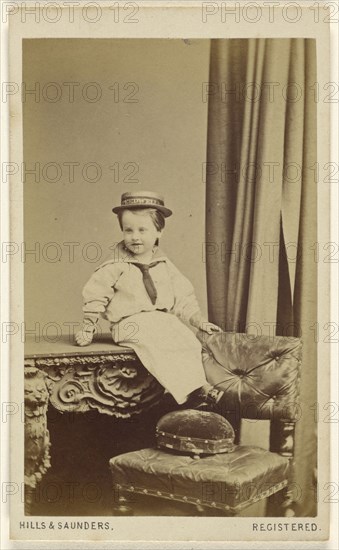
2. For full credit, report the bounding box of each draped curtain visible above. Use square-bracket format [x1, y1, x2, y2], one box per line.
[206, 39, 317, 516]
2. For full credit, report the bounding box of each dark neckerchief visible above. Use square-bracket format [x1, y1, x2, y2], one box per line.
[133, 261, 159, 304]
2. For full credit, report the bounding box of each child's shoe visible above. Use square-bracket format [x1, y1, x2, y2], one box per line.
[186, 384, 224, 410]
[203, 387, 224, 407]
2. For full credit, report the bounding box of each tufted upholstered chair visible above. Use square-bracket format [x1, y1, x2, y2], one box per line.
[109, 332, 302, 516]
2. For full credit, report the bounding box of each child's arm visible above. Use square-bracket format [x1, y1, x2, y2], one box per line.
[167, 260, 222, 333]
[75, 263, 123, 346]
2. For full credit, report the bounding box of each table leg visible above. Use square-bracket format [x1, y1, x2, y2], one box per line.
[24, 366, 51, 514]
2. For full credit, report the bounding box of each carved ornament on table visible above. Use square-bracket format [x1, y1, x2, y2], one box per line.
[25, 353, 164, 418]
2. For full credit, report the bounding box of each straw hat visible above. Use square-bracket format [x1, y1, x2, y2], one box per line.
[112, 190, 172, 218]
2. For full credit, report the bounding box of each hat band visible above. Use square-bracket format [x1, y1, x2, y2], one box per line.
[122, 197, 164, 207]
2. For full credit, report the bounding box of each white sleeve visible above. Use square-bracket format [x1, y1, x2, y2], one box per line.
[166, 259, 202, 325]
[82, 263, 123, 322]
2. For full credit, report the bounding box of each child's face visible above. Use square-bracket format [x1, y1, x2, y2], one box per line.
[121, 210, 162, 256]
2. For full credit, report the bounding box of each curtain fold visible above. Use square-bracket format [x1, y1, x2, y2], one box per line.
[206, 39, 317, 516]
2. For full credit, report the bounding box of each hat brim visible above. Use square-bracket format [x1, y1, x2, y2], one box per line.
[112, 204, 172, 218]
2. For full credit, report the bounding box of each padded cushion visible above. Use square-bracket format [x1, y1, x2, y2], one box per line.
[110, 446, 289, 512]
[198, 332, 302, 421]
[156, 409, 235, 455]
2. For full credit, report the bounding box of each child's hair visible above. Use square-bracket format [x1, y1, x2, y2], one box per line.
[117, 208, 165, 246]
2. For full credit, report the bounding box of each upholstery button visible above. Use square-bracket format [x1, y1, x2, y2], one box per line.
[170, 494, 174, 499]
[143, 489, 148, 494]
[211, 502, 216, 507]
[130, 486, 134, 491]
[272, 395, 276, 400]
[183, 496, 188, 501]
[157, 491, 162, 496]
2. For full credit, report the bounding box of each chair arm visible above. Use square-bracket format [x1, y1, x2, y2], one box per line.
[198, 331, 302, 422]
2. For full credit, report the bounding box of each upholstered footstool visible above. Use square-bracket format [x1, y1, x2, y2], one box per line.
[109, 446, 289, 515]
[109, 409, 290, 516]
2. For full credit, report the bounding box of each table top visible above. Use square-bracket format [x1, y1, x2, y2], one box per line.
[24, 334, 133, 359]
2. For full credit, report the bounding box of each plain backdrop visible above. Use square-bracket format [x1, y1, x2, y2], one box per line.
[23, 39, 210, 332]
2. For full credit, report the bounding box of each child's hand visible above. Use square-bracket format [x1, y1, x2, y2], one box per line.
[199, 321, 223, 335]
[75, 325, 96, 347]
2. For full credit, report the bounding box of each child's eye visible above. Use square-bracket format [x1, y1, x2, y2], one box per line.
[124, 228, 132, 233]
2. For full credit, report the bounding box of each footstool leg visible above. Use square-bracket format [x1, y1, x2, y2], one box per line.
[195, 504, 205, 514]
[112, 487, 134, 516]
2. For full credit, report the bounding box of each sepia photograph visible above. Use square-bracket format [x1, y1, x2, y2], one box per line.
[3, 2, 335, 546]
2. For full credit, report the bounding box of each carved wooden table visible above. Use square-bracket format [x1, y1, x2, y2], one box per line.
[24, 335, 164, 512]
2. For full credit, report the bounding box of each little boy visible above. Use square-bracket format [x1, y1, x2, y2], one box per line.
[75, 191, 223, 407]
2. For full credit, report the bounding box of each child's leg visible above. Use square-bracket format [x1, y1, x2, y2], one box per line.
[111, 312, 207, 404]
